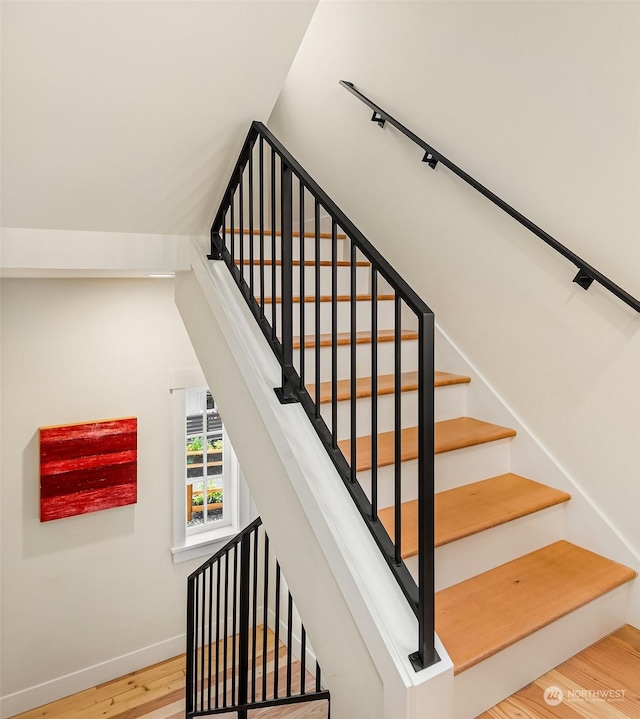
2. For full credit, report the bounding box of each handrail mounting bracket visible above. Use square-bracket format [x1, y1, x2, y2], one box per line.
[371, 111, 386, 128]
[422, 152, 439, 170]
[573, 268, 595, 291]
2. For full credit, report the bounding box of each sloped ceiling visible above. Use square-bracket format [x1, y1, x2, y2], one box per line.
[1, 1, 317, 236]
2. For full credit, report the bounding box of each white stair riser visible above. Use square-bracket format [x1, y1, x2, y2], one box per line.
[293, 339, 419, 384]
[269, 299, 396, 336]
[355, 460, 419, 510]
[237, 264, 371, 296]
[452, 583, 634, 719]
[318, 390, 419, 441]
[355, 440, 512, 508]
[435, 384, 468, 423]
[402, 504, 567, 591]
[435, 440, 513, 493]
[316, 383, 467, 441]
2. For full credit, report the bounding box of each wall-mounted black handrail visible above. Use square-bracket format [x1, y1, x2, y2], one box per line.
[340, 81, 640, 314]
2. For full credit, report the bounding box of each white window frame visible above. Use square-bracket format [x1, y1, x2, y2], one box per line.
[185, 388, 236, 536]
[170, 368, 244, 563]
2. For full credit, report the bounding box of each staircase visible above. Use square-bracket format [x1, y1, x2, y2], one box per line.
[180, 122, 637, 719]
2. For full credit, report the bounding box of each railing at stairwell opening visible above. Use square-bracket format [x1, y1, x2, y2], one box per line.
[339, 80, 640, 314]
[208, 121, 439, 671]
[186, 517, 330, 719]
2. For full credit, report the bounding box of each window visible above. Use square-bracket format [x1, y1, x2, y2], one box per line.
[185, 388, 233, 534]
[170, 368, 245, 563]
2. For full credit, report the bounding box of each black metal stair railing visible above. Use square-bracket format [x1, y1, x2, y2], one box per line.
[340, 80, 640, 314]
[186, 517, 329, 718]
[208, 121, 438, 670]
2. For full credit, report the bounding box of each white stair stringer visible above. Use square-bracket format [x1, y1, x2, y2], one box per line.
[176, 239, 456, 719]
[435, 324, 640, 628]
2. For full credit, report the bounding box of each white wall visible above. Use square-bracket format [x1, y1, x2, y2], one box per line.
[1, 0, 317, 236]
[0, 278, 206, 715]
[267, 1, 640, 553]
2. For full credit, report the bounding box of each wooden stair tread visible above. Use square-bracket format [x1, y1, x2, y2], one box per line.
[293, 328, 419, 350]
[307, 370, 470, 404]
[227, 227, 347, 239]
[235, 259, 370, 267]
[435, 540, 636, 674]
[338, 417, 516, 472]
[378, 474, 571, 558]
[262, 294, 394, 304]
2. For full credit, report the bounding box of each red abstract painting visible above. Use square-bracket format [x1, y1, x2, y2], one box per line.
[40, 417, 137, 522]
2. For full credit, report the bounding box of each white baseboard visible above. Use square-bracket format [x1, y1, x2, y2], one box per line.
[0, 634, 186, 719]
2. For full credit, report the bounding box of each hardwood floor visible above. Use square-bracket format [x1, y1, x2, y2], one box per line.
[10, 626, 639, 718]
[9, 628, 328, 719]
[478, 625, 640, 718]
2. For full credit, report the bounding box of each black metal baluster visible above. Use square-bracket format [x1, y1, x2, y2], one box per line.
[215, 561, 221, 708]
[223, 552, 229, 707]
[259, 138, 265, 319]
[331, 220, 338, 446]
[249, 146, 254, 300]
[394, 295, 402, 564]
[232, 544, 238, 705]
[350, 238, 357, 482]
[251, 527, 259, 703]
[262, 534, 270, 702]
[230, 194, 236, 281]
[274, 562, 282, 699]
[200, 573, 206, 711]
[314, 201, 321, 417]
[271, 148, 277, 339]
[238, 530, 251, 719]
[315, 662, 322, 693]
[286, 591, 293, 697]
[411, 311, 438, 670]
[299, 181, 306, 387]
[371, 269, 379, 520]
[207, 564, 214, 710]
[239, 171, 245, 289]
[300, 626, 307, 695]
[276, 160, 296, 404]
[186, 577, 196, 716]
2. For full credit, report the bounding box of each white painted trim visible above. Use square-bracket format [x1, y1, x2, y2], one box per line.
[0, 227, 200, 277]
[0, 634, 185, 719]
[171, 528, 240, 564]
[169, 379, 244, 563]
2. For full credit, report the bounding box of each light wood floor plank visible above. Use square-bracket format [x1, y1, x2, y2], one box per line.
[8, 628, 327, 719]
